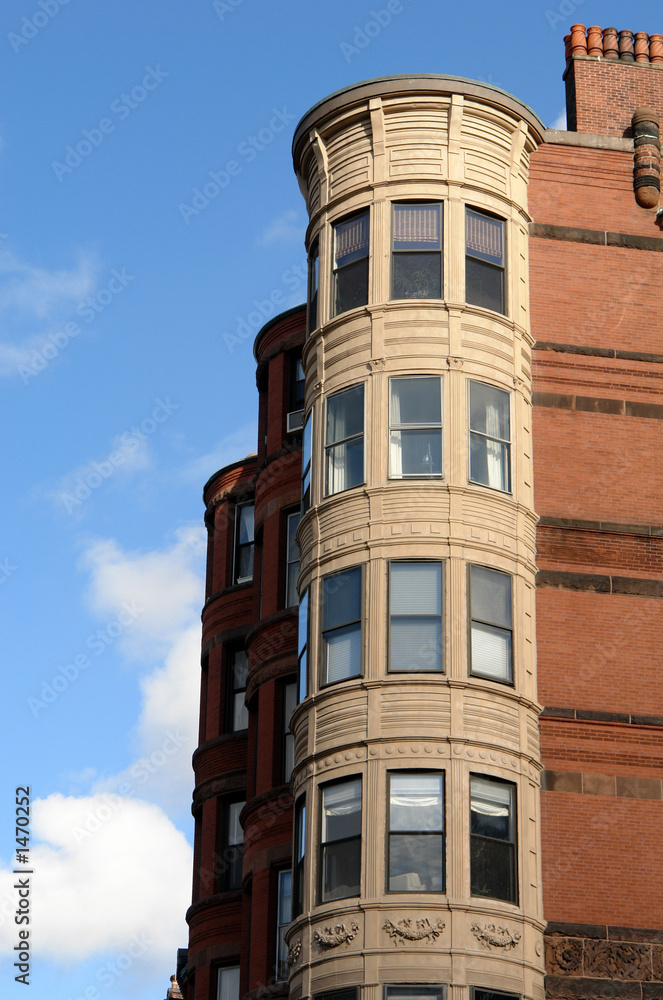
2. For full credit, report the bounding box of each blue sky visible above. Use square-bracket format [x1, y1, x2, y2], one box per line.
[0, 0, 658, 996]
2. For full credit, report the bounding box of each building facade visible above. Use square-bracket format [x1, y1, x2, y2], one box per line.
[179, 26, 663, 1000]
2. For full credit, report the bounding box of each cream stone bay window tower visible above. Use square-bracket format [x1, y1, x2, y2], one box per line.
[289, 77, 545, 1000]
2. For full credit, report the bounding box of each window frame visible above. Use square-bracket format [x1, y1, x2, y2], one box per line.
[290, 353, 306, 413]
[470, 773, 517, 904]
[468, 564, 514, 685]
[391, 201, 443, 300]
[275, 867, 292, 982]
[465, 206, 506, 316]
[281, 679, 297, 783]
[387, 770, 445, 893]
[307, 240, 319, 333]
[226, 646, 249, 732]
[216, 965, 240, 1000]
[218, 796, 245, 893]
[292, 794, 306, 918]
[297, 589, 308, 702]
[385, 987, 446, 1000]
[325, 383, 365, 497]
[319, 775, 362, 903]
[332, 209, 369, 318]
[301, 410, 312, 512]
[285, 509, 301, 608]
[321, 566, 363, 687]
[388, 561, 444, 673]
[468, 379, 511, 493]
[233, 501, 255, 585]
[389, 375, 443, 480]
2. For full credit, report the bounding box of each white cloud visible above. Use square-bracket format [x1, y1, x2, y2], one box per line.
[550, 107, 567, 130]
[48, 433, 152, 515]
[179, 422, 257, 485]
[0, 795, 191, 963]
[256, 209, 303, 247]
[0, 248, 96, 318]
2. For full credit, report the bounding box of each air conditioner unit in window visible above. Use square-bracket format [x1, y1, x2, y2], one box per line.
[286, 409, 304, 433]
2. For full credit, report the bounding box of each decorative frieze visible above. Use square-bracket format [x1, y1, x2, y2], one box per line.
[545, 930, 663, 983]
[383, 917, 445, 945]
[471, 922, 522, 950]
[312, 921, 359, 950]
[286, 939, 302, 967]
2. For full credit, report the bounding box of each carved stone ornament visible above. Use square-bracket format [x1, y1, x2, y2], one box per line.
[471, 922, 522, 951]
[286, 939, 302, 967]
[312, 921, 359, 950]
[447, 357, 465, 369]
[383, 917, 445, 946]
[584, 940, 652, 981]
[546, 937, 583, 975]
[367, 357, 386, 371]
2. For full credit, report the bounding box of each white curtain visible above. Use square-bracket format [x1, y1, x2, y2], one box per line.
[389, 379, 402, 477]
[485, 402, 503, 489]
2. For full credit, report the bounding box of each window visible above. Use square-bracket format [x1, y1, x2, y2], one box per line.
[291, 355, 305, 412]
[320, 777, 362, 901]
[469, 381, 511, 492]
[297, 590, 308, 702]
[220, 799, 245, 891]
[228, 648, 249, 731]
[386, 987, 445, 1000]
[472, 991, 519, 1000]
[389, 562, 443, 672]
[285, 511, 301, 608]
[392, 202, 442, 299]
[470, 775, 517, 902]
[325, 384, 364, 495]
[292, 795, 305, 918]
[316, 991, 358, 1000]
[333, 210, 369, 316]
[282, 681, 297, 782]
[275, 869, 292, 981]
[388, 772, 444, 891]
[234, 503, 255, 584]
[217, 966, 240, 1000]
[308, 241, 319, 332]
[322, 567, 362, 684]
[466, 208, 506, 314]
[469, 565, 513, 683]
[301, 411, 312, 511]
[389, 376, 442, 478]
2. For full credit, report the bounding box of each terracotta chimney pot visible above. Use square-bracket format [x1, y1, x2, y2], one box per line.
[649, 34, 663, 63]
[603, 27, 619, 59]
[587, 26, 603, 56]
[618, 29, 635, 61]
[564, 33, 572, 63]
[634, 32, 650, 62]
[570, 24, 588, 56]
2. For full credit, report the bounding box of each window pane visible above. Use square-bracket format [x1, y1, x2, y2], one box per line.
[471, 565, 511, 626]
[239, 505, 254, 544]
[323, 568, 361, 630]
[466, 209, 503, 264]
[470, 435, 509, 491]
[391, 377, 441, 426]
[390, 774, 443, 830]
[284, 732, 295, 781]
[287, 512, 301, 563]
[218, 967, 240, 1000]
[386, 988, 443, 1000]
[391, 563, 441, 614]
[322, 778, 362, 840]
[327, 438, 364, 492]
[227, 801, 244, 845]
[325, 623, 361, 682]
[471, 623, 512, 681]
[471, 777, 513, 839]
[233, 692, 248, 731]
[322, 838, 361, 899]
[469, 382, 510, 439]
[236, 544, 254, 582]
[326, 385, 364, 445]
[335, 258, 368, 315]
[334, 213, 369, 267]
[278, 869, 292, 923]
[393, 253, 441, 299]
[391, 430, 442, 476]
[470, 836, 515, 900]
[302, 412, 312, 470]
[298, 591, 308, 656]
[389, 834, 444, 891]
[391, 617, 442, 672]
[394, 204, 441, 249]
[232, 650, 248, 687]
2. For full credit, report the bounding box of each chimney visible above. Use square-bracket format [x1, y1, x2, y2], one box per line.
[564, 25, 663, 136]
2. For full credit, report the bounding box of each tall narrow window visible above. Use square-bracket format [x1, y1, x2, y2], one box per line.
[285, 510, 301, 608]
[291, 355, 305, 413]
[282, 681, 297, 782]
[297, 590, 308, 702]
[234, 503, 255, 584]
[469, 565, 513, 683]
[217, 966, 240, 1000]
[470, 775, 517, 902]
[292, 795, 306, 918]
[320, 777, 362, 901]
[333, 210, 369, 316]
[388, 772, 444, 891]
[392, 202, 442, 299]
[389, 562, 443, 672]
[228, 648, 249, 731]
[389, 376, 442, 478]
[308, 241, 319, 332]
[469, 381, 511, 492]
[466, 208, 506, 314]
[275, 869, 292, 981]
[325, 384, 364, 496]
[220, 799, 245, 892]
[301, 411, 312, 511]
[322, 567, 362, 684]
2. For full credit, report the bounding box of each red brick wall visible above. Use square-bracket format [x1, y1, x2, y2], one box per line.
[567, 57, 663, 137]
